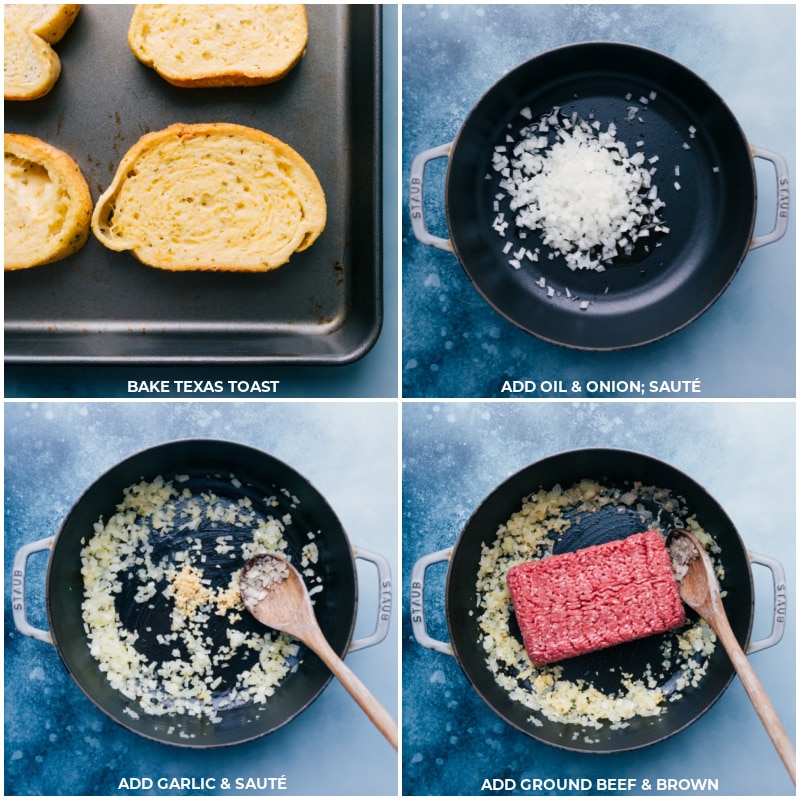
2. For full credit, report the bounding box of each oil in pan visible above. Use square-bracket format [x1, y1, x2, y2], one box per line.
[80, 471, 321, 730]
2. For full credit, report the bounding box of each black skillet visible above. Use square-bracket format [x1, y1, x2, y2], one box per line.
[410, 42, 789, 350]
[12, 439, 389, 748]
[411, 448, 786, 753]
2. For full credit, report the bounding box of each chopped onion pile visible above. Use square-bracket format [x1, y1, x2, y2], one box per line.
[240, 556, 291, 607]
[491, 108, 669, 272]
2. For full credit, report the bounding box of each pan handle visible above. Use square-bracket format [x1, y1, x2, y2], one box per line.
[410, 547, 454, 656]
[11, 538, 393, 652]
[749, 145, 790, 251]
[11, 537, 55, 645]
[409, 143, 455, 252]
[348, 546, 393, 653]
[746, 550, 787, 655]
[408, 548, 785, 657]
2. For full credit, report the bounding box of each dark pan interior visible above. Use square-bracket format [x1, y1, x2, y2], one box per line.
[446, 448, 753, 753]
[446, 42, 756, 349]
[46, 439, 357, 747]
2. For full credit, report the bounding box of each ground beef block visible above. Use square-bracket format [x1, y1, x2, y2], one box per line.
[506, 530, 686, 666]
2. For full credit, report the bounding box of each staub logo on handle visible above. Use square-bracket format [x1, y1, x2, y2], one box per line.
[409, 176, 423, 220]
[778, 177, 790, 218]
[775, 582, 787, 624]
[380, 579, 392, 621]
[12, 569, 24, 612]
[410, 580, 423, 624]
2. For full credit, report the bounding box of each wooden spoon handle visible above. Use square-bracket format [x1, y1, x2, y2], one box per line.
[714, 615, 795, 784]
[307, 631, 399, 750]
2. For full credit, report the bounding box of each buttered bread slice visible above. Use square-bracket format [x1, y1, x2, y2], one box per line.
[91, 123, 326, 272]
[128, 4, 308, 87]
[4, 4, 81, 100]
[5, 133, 92, 270]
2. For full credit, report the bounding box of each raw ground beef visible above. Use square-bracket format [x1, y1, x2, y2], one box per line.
[506, 530, 686, 666]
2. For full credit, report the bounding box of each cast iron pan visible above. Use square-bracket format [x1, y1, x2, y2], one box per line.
[430, 449, 761, 753]
[412, 42, 788, 349]
[36, 440, 359, 747]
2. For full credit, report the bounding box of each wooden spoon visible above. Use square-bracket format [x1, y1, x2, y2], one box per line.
[667, 529, 795, 784]
[239, 553, 398, 750]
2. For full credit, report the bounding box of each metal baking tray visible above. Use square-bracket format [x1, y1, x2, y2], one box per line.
[4, 4, 382, 364]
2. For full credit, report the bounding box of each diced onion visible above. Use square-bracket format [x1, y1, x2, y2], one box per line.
[492, 108, 667, 272]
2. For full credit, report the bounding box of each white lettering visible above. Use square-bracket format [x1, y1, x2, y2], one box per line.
[648, 378, 702, 394]
[520, 778, 593, 791]
[128, 380, 170, 393]
[227, 379, 280, 393]
[172, 380, 224, 393]
[585, 380, 644, 395]
[596, 778, 637, 791]
[656, 778, 719, 791]
[501, 380, 537, 393]
[234, 776, 287, 790]
[156, 778, 216, 790]
[118, 778, 153, 790]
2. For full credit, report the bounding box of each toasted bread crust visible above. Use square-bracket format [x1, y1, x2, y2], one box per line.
[4, 132, 92, 269]
[128, 4, 307, 88]
[4, 4, 81, 100]
[91, 122, 326, 272]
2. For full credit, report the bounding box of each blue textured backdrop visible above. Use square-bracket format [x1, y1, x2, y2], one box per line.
[402, 4, 796, 398]
[402, 401, 795, 795]
[5, 402, 398, 796]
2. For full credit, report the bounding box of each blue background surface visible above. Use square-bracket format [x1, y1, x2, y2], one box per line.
[402, 401, 795, 795]
[402, 4, 796, 398]
[4, 402, 398, 796]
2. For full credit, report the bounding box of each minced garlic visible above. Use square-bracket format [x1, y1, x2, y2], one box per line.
[80, 474, 324, 730]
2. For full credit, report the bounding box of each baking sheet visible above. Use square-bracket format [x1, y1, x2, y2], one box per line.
[4, 4, 382, 364]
